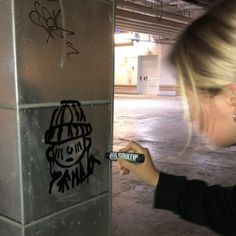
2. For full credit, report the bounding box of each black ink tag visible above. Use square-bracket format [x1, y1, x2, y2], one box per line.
[29, 1, 79, 62]
[45, 100, 100, 194]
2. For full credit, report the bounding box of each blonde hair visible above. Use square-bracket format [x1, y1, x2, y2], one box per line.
[170, 0, 236, 152]
[171, 0, 236, 96]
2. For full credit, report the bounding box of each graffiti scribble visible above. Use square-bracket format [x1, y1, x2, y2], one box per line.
[45, 101, 101, 193]
[29, 1, 74, 43]
[29, 1, 79, 61]
[66, 41, 80, 62]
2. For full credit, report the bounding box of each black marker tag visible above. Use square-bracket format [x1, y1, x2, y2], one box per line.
[105, 152, 145, 164]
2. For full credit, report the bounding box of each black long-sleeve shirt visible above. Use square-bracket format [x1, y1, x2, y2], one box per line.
[154, 172, 236, 236]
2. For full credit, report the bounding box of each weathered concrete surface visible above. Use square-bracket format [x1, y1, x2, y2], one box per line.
[112, 95, 236, 236]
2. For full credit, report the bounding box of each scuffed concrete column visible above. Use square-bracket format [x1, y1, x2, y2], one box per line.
[159, 44, 177, 96]
[0, 0, 114, 235]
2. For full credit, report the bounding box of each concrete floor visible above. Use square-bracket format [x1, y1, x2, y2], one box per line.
[112, 95, 236, 236]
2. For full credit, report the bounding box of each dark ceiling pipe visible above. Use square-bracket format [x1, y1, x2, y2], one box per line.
[116, 0, 192, 24]
[181, 0, 214, 8]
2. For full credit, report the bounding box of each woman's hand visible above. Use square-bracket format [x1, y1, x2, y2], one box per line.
[117, 141, 160, 187]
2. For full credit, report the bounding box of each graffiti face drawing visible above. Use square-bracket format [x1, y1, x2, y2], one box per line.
[53, 138, 85, 168]
[45, 100, 100, 193]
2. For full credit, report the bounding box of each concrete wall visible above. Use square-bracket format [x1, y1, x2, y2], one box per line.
[0, 0, 113, 235]
[159, 44, 178, 96]
[114, 34, 161, 90]
[114, 36, 177, 96]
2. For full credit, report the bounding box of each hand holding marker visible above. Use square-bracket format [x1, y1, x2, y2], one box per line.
[106, 142, 159, 187]
[105, 151, 145, 163]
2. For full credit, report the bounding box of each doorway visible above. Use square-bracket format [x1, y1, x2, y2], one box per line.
[137, 55, 159, 95]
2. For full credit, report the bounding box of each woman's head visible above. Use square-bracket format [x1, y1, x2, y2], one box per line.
[170, 0, 236, 147]
[171, 0, 236, 93]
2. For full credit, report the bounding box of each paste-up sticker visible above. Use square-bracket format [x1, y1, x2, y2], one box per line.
[45, 100, 100, 193]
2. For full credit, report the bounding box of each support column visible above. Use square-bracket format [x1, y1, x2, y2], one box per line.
[159, 44, 177, 96]
[0, 0, 114, 235]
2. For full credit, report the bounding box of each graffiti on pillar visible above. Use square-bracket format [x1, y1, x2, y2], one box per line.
[29, 1, 79, 62]
[44, 101, 101, 194]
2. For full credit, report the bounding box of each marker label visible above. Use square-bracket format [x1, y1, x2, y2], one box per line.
[105, 152, 145, 163]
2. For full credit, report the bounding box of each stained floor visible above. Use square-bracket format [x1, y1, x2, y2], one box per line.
[112, 94, 236, 236]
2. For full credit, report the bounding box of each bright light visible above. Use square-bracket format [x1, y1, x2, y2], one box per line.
[114, 33, 133, 45]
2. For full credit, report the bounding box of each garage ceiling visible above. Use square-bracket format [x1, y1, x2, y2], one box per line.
[115, 0, 217, 44]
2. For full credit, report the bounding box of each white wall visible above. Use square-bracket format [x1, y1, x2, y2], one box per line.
[159, 45, 177, 96]
[115, 34, 177, 96]
[115, 36, 161, 86]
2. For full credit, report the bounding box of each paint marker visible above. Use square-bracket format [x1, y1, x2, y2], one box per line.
[105, 152, 145, 164]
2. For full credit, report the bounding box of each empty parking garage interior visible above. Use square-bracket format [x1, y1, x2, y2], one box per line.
[0, 0, 236, 236]
[113, 0, 236, 236]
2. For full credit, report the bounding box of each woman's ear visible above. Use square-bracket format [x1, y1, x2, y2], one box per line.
[224, 84, 236, 106]
[225, 83, 236, 93]
[223, 84, 236, 123]
[229, 97, 236, 106]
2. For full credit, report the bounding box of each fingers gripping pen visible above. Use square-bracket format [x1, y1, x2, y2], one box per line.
[105, 152, 145, 164]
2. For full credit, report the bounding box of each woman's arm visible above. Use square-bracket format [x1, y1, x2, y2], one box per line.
[117, 141, 236, 236]
[155, 172, 236, 236]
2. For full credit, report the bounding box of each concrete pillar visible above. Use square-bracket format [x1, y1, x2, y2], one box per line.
[0, 0, 113, 235]
[159, 44, 177, 96]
